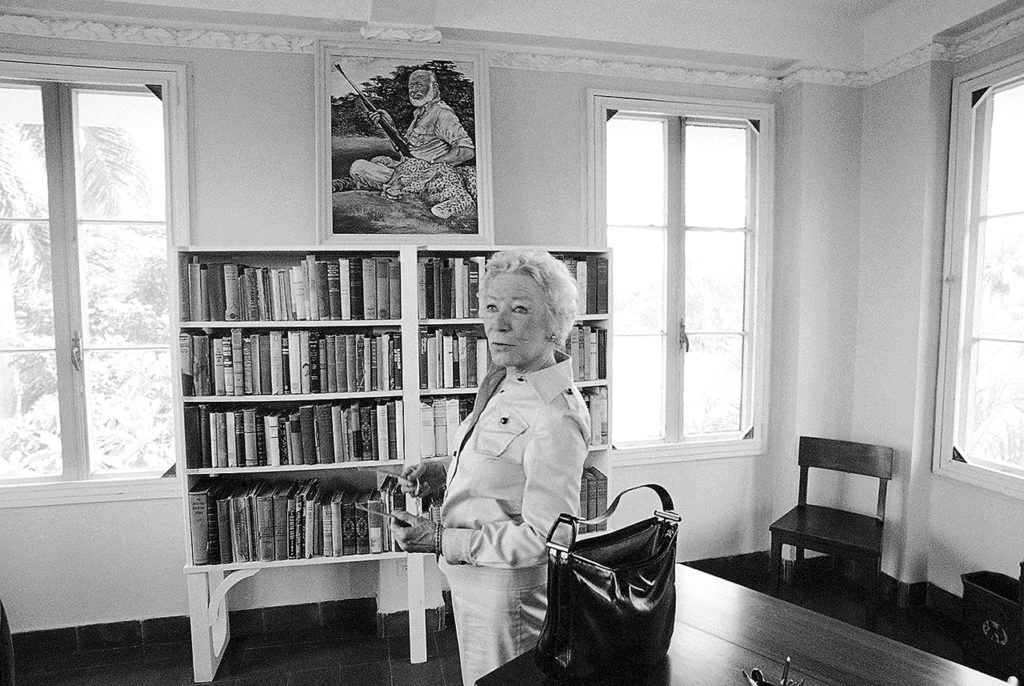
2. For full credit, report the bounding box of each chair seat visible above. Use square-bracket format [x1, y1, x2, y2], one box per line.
[770, 504, 883, 560]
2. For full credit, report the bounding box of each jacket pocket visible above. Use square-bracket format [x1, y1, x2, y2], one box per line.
[474, 409, 529, 458]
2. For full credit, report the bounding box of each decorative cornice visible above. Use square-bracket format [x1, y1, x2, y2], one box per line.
[488, 50, 782, 91]
[948, 10, 1024, 61]
[360, 23, 442, 43]
[2, 6, 1024, 90]
[861, 41, 951, 85]
[0, 12, 320, 52]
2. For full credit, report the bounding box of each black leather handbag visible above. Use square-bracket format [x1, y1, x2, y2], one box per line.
[535, 484, 680, 682]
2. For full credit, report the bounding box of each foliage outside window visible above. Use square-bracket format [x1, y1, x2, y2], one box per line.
[0, 76, 175, 484]
[937, 58, 1024, 494]
[594, 95, 771, 455]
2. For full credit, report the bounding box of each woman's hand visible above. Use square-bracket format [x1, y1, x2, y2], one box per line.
[397, 460, 446, 499]
[390, 511, 441, 554]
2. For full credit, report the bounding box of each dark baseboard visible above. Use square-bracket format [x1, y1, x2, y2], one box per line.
[13, 596, 445, 661]
[687, 551, 933, 609]
[927, 581, 963, 623]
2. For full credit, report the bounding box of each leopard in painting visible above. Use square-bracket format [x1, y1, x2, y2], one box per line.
[382, 158, 477, 219]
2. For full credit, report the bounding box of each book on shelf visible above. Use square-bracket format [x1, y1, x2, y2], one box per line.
[585, 466, 608, 532]
[180, 331, 403, 397]
[418, 328, 489, 390]
[566, 324, 607, 382]
[186, 399, 407, 470]
[582, 387, 609, 445]
[182, 254, 401, 322]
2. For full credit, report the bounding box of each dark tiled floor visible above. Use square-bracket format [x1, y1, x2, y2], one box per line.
[14, 624, 461, 686]
[11, 560, 1010, 685]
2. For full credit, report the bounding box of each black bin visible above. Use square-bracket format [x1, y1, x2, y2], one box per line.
[961, 561, 1023, 679]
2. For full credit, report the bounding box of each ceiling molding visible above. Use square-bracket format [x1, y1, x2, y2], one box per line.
[0, 11, 319, 52]
[360, 23, 442, 43]
[2, 5, 1023, 91]
[948, 10, 1024, 61]
[488, 50, 782, 91]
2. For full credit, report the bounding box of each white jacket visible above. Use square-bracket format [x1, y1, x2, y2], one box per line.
[440, 351, 591, 568]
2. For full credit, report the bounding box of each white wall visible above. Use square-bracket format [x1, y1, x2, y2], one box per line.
[0, 31, 777, 632]
[853, 61, 950, 585]
[767, 82, 862, 528]
[923, 34, 1024, 596]
[3, 3, 1024, 635]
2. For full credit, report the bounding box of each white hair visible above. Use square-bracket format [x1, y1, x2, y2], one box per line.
[481, 249, 579, 347]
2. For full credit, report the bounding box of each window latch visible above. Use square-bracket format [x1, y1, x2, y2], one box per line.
[71, 334, 83, 372]
[679, 321, 690, 353]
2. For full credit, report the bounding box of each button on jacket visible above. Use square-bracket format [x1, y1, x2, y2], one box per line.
[439, 351, 591, 568]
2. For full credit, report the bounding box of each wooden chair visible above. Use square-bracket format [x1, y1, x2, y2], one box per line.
[769, 436, 894, 629]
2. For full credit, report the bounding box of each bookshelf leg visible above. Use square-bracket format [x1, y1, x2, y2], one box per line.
[186, 569, 260, 683]
[407, 553, 427, 663]
[187, 571, 220, 683]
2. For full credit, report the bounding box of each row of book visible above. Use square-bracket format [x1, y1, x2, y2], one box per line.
[182, 400, 405, 470]
[568, 325, 607, 382]
[419, 328, 490, 391]
[578, 467, 608, 534]
[416, 254, 610, 320]
[180, 331, 402, 397]
[182, 255, 402, 323]
[188, 477, 413, 565]
[419, 398, 474, 458]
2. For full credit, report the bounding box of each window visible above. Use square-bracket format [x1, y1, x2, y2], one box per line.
[0, 60, 183, 488]
[936, 57, 1024, 496]
[591, 94, 772, 458]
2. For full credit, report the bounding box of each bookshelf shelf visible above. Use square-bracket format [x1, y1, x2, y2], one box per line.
[420, 387, 477, 396]
[182, 319, 402, 329]
[186, 460, 402, 475]
[184, 551, 408, 574]
[175, 244, 610, 683]
[183, 391, 402, 403]
[417, 315, 608, 326]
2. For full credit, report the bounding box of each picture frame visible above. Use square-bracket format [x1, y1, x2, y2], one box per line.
[316, 42, 493, 245]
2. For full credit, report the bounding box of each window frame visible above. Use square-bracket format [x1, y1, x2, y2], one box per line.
[588, 90, 774, 465]
[0, 55, 190, 504]
[934, 53, 1024, 500]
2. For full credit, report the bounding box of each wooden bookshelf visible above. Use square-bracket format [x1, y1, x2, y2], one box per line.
[173, 244, 611, 683]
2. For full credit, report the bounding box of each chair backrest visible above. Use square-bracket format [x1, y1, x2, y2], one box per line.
[797, 436, 895, 522]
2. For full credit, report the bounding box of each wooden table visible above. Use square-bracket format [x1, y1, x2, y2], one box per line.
[478, 564, 1005, 686]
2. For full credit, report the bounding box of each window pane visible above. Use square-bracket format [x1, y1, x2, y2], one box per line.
[686, 230, 745, 332]
[0, 222, 55, 348]
[977, 215, 1024, 340]
[80, 222, 169, 347]
[0, 84, 48, 220]
[683, 334, 742, 435]
[74, 90, 165, 222]
[964, 340, 1024, 470]
[612, 335, 665, 443]
[85, 349, 173, 475]
[609, 225, 665, 335]
[606, 116, 666, 227]
[685, 125, 747, 229]
[0, 351, 61, 478]
[986, 82, 1024, 217]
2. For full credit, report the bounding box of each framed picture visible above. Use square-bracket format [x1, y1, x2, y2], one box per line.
[317, 42, 493, 244]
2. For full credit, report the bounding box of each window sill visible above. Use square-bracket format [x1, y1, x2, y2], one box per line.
[0, 477, 180, 509]
[612, 438, 765, 467]
[934, 459, 1024, 501]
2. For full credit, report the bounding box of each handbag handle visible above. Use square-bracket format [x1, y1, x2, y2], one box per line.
[545, 483, 679, 551]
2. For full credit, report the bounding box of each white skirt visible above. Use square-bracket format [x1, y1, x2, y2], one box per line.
[439, 559, 548, 686]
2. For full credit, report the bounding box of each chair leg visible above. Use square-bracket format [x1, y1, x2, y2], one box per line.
[866, 557, 881, 631]
[770, 535, 782, 597]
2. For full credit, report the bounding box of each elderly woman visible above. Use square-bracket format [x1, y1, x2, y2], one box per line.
[391, 248, 591, 685]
